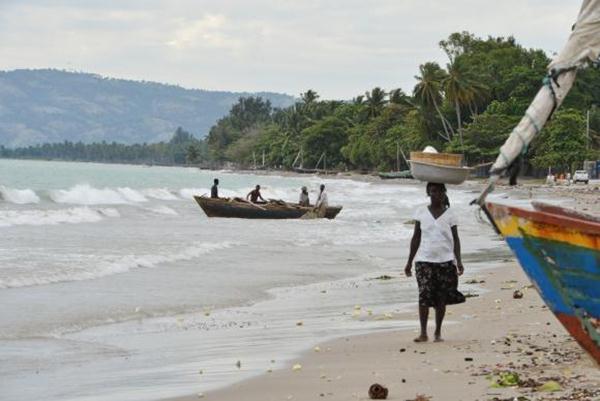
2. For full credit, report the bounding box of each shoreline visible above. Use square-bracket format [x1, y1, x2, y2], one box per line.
[165, 185, 600, 401]
[167, 260, 600, 401]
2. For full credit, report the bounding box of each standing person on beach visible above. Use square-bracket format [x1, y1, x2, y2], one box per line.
[246, 185, 265, 203]
[404, 182, 465, 342]
[211, 178, 219, 198]
[299, 186, 310, 206]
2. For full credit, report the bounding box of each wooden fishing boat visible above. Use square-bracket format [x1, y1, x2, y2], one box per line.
[194, 196, 342, 219]
[472, 0, 600, 365]
[486, 202, 600, 364]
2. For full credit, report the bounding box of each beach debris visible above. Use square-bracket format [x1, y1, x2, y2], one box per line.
[373, 275, 394, 280]
[465, 279, 485, 284]
[400, 348, 406, 352]
[464, 292, 479, 298]
[489, 371, 520, 388]
[464, 357, 474, 362]
[409, 395, 431, 401]
[292, 363, 302, 372]
[198, 369, 203, 375]
[314, 346, 321, 352]
[538, 380, 561, 392]
[368, 383, 388, 400]
[320, 374, 327, 379]
[513, 290, 524, 299]
[296, 321, 303, 326]
[354, 305, 361, 310]
[266, 368, 272, 373]
[235, 360, 241, 369]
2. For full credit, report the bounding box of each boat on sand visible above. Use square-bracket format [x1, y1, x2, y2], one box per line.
[475, 0, 600, 364]
[194, 196, 342, 219]
[487, 202, 600, 363]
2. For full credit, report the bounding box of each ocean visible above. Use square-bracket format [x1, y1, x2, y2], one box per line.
[0, 159, 506, 401]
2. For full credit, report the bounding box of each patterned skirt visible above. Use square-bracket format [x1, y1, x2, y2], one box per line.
[415, 261, 466, 307]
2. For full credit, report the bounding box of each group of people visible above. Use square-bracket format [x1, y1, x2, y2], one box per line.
[210, 178, 328, 210]
[210, 177, 464, 342]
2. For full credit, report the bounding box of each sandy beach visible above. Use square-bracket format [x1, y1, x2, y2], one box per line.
[167, 183, 600, 401]
[168, 260, 600, 401]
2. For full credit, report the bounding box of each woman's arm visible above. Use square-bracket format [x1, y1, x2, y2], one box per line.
[404, 222, 421, 277]
[451, 226, 464, 276]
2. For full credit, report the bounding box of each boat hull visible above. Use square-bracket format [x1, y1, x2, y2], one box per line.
[487, 202, 600, 364]
[409, 160, 472, 184]
[194, 196, 342, 219]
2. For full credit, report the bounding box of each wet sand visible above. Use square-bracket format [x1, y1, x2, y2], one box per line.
[167, 259, 599, 401]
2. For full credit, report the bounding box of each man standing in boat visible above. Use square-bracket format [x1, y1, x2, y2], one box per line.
[246, 185, 265, 203]
[211, 178, 219, 198]
[314, 184, 328, 217]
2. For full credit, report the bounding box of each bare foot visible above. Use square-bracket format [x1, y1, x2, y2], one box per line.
[413, 335, 428, 343]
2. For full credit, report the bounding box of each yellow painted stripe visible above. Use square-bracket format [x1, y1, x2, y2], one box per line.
[495, 214, 600, 251]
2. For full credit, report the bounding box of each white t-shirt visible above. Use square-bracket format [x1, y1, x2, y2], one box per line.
[414, 205, 458, 263]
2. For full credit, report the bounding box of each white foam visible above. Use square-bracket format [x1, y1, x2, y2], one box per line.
[144, 206, 178, 216]
[0, 186, 40, 204]
[117, 187, 147, 203]
[142, 188, 179, 201]
[178, 187, 209, 200]
[49, 184, 130, 205]
[0, 241, 233, 289]
[0, 207, 119, 227]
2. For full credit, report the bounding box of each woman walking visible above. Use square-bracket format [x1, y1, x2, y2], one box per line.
[404, 182, 465, 342]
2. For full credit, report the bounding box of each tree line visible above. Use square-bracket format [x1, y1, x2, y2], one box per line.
[0, 127, 208, 166]
[3, 32, 600, 173]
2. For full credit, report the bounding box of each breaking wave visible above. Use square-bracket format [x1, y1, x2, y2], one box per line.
[0, 207, 120, 227]
[0, 241, 234, 289]
[0, 186, 41, 204]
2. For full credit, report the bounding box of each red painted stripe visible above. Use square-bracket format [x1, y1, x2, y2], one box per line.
[556, 313, 600, 365]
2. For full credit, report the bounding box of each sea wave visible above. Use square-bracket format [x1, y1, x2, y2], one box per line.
[141, 188, 180, 201]
[0, 186, 41, 204]
[0, 241, 234, 289]
[0, 207, 120, 227]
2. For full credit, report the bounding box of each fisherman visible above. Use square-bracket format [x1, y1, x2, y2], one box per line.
[246, 185, 265, 203]
[211, 178, 219, 198]
[314, 184, 328, 217]
[404, 182, 465, 343]
[299, 186, 310, 206]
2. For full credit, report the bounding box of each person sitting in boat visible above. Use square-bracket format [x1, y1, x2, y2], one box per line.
[299, 186, 310, 206]
[211, 178, 219, 198]
[404, 182, 465, 343]
[246, 185, 265, 203]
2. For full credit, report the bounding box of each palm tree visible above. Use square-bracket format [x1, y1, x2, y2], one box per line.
[442, 59, 488, 146]
[365, 87, 387, 118]
[300, 90, 319, 104]
[413, 62, 454, 141]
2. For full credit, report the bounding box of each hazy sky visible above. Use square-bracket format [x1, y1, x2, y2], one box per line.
[0, 0, 583, 99]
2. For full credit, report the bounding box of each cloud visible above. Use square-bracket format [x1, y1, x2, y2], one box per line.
[0, 0, 584, 99]
[166, 14, 241, 51]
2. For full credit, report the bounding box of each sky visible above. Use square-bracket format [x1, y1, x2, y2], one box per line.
[0, 0, 584, 99]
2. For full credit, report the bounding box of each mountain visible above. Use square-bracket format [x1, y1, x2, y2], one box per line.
[0, 69, 295, 148]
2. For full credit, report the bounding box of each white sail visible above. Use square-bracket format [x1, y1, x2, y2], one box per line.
[478, 0, 600, 203]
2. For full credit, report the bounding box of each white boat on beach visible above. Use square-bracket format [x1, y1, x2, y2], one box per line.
[408, 160, 472, 184]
